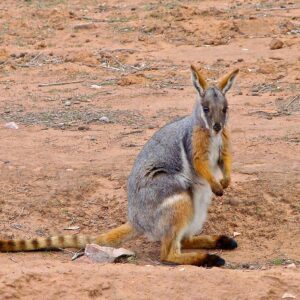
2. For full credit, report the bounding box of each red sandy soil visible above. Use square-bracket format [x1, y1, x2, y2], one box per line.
[0, 0, 299, 299]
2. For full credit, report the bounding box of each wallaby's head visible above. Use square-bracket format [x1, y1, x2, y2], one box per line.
[191, 65, 239, 134]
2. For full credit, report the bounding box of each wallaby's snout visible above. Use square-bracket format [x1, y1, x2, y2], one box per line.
[213, 122, 221, 133]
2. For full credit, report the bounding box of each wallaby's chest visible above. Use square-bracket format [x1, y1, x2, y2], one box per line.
[208, 134, 222, 167]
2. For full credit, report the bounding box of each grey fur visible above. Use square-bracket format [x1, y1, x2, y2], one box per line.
[127, 69, 236, 241]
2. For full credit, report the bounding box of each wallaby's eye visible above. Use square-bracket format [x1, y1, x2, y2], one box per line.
[203, 107, 209, 113]
[222, 107, 228, 114]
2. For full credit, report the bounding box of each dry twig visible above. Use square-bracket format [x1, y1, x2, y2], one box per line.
[38, 80, 84, 87]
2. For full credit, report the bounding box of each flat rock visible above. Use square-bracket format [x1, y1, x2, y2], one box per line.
[84, 244, 135, 263]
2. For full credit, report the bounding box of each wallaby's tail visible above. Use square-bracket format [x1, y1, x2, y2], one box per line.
[0, 223, 134, 252]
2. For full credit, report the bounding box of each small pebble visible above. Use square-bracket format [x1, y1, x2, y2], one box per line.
[78, 125, 89, 131]
[65, 101, 71, 106]
[101, 282, 111, 290]
[270, 39, 284, 50]
[286, 263, 296, 269]
[73, 23, 97, 30]
[99, 116, 110, 123]
[5, 122, 18, 129]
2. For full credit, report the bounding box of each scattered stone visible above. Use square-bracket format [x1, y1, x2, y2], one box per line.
[85, 136, 97, 141]
[148, 125, 156, 129]
[269, 56, 283, 60]
[84, 244, 135, 263]
[99, 116, 110, 123]
[5, 122, 18, 129]
[233, 232, 241, 237]
[286, 263, 296, 269]
[282, 292, 296, 299]
[73, 23, 97, 30]
[65, 101, 71, 106]
[78, 125, 89, 131]
[90, 84, 102, 89]
[231, 199, 240, 206]
[237, 58, 244, 62]
[251, 92, 259, 96]
[101, 282, 111, 290]
[270, 39, 284, 50]
[36, 42, 47, 49]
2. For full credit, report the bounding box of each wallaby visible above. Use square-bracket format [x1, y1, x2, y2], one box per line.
[0, 65, 239, 267]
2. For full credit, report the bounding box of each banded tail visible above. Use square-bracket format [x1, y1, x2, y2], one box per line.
[0, 223, 134, 252]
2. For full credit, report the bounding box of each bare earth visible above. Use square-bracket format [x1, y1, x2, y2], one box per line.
[0, 0, 299, 299]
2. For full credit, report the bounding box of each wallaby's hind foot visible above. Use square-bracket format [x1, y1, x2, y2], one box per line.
[216, 235, 237, 250]
[161, 249, 225, 267]
[182, 235, 237, 250]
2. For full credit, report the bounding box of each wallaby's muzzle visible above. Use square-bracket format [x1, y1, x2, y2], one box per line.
[213, 123, 222, 133]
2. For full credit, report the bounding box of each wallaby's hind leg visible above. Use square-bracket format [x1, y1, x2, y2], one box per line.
[160, 192, 225, 267]
[182, 235, 237, 250]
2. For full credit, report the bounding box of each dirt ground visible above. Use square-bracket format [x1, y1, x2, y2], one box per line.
[0, 0, 299, 299]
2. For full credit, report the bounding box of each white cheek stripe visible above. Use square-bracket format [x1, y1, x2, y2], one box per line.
[199, 106, 209, 129]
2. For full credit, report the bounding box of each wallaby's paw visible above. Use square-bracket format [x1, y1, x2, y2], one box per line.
[212, 183, 224, 197]
[201, 254, 225, 268]
[220, 176, 231, 189]
[216, 235, 238, 250]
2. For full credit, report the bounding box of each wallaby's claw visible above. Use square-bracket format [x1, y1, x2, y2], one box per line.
[220, 176, 231, 189]
[201, 254, 225, 268]
[212, 183, 224, 197]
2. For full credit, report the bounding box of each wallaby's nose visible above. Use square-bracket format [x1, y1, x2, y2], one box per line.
[213, 123, 221, 132]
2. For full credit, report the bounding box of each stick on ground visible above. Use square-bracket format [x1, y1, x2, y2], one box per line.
[38, 80, 84, 87]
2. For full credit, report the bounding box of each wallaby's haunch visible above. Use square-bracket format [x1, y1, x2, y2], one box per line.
[0, 65, 239, 267]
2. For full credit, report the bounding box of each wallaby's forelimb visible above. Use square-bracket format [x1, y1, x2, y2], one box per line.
[220, 128, 232, 189]
[192, 127, 224, 196]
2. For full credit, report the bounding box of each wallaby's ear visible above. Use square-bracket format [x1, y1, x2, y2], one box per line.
[218, 69, 239, 94]
[190, 65, 208, 96]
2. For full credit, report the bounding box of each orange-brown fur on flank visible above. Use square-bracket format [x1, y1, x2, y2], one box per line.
[192, 127, 224, 195]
